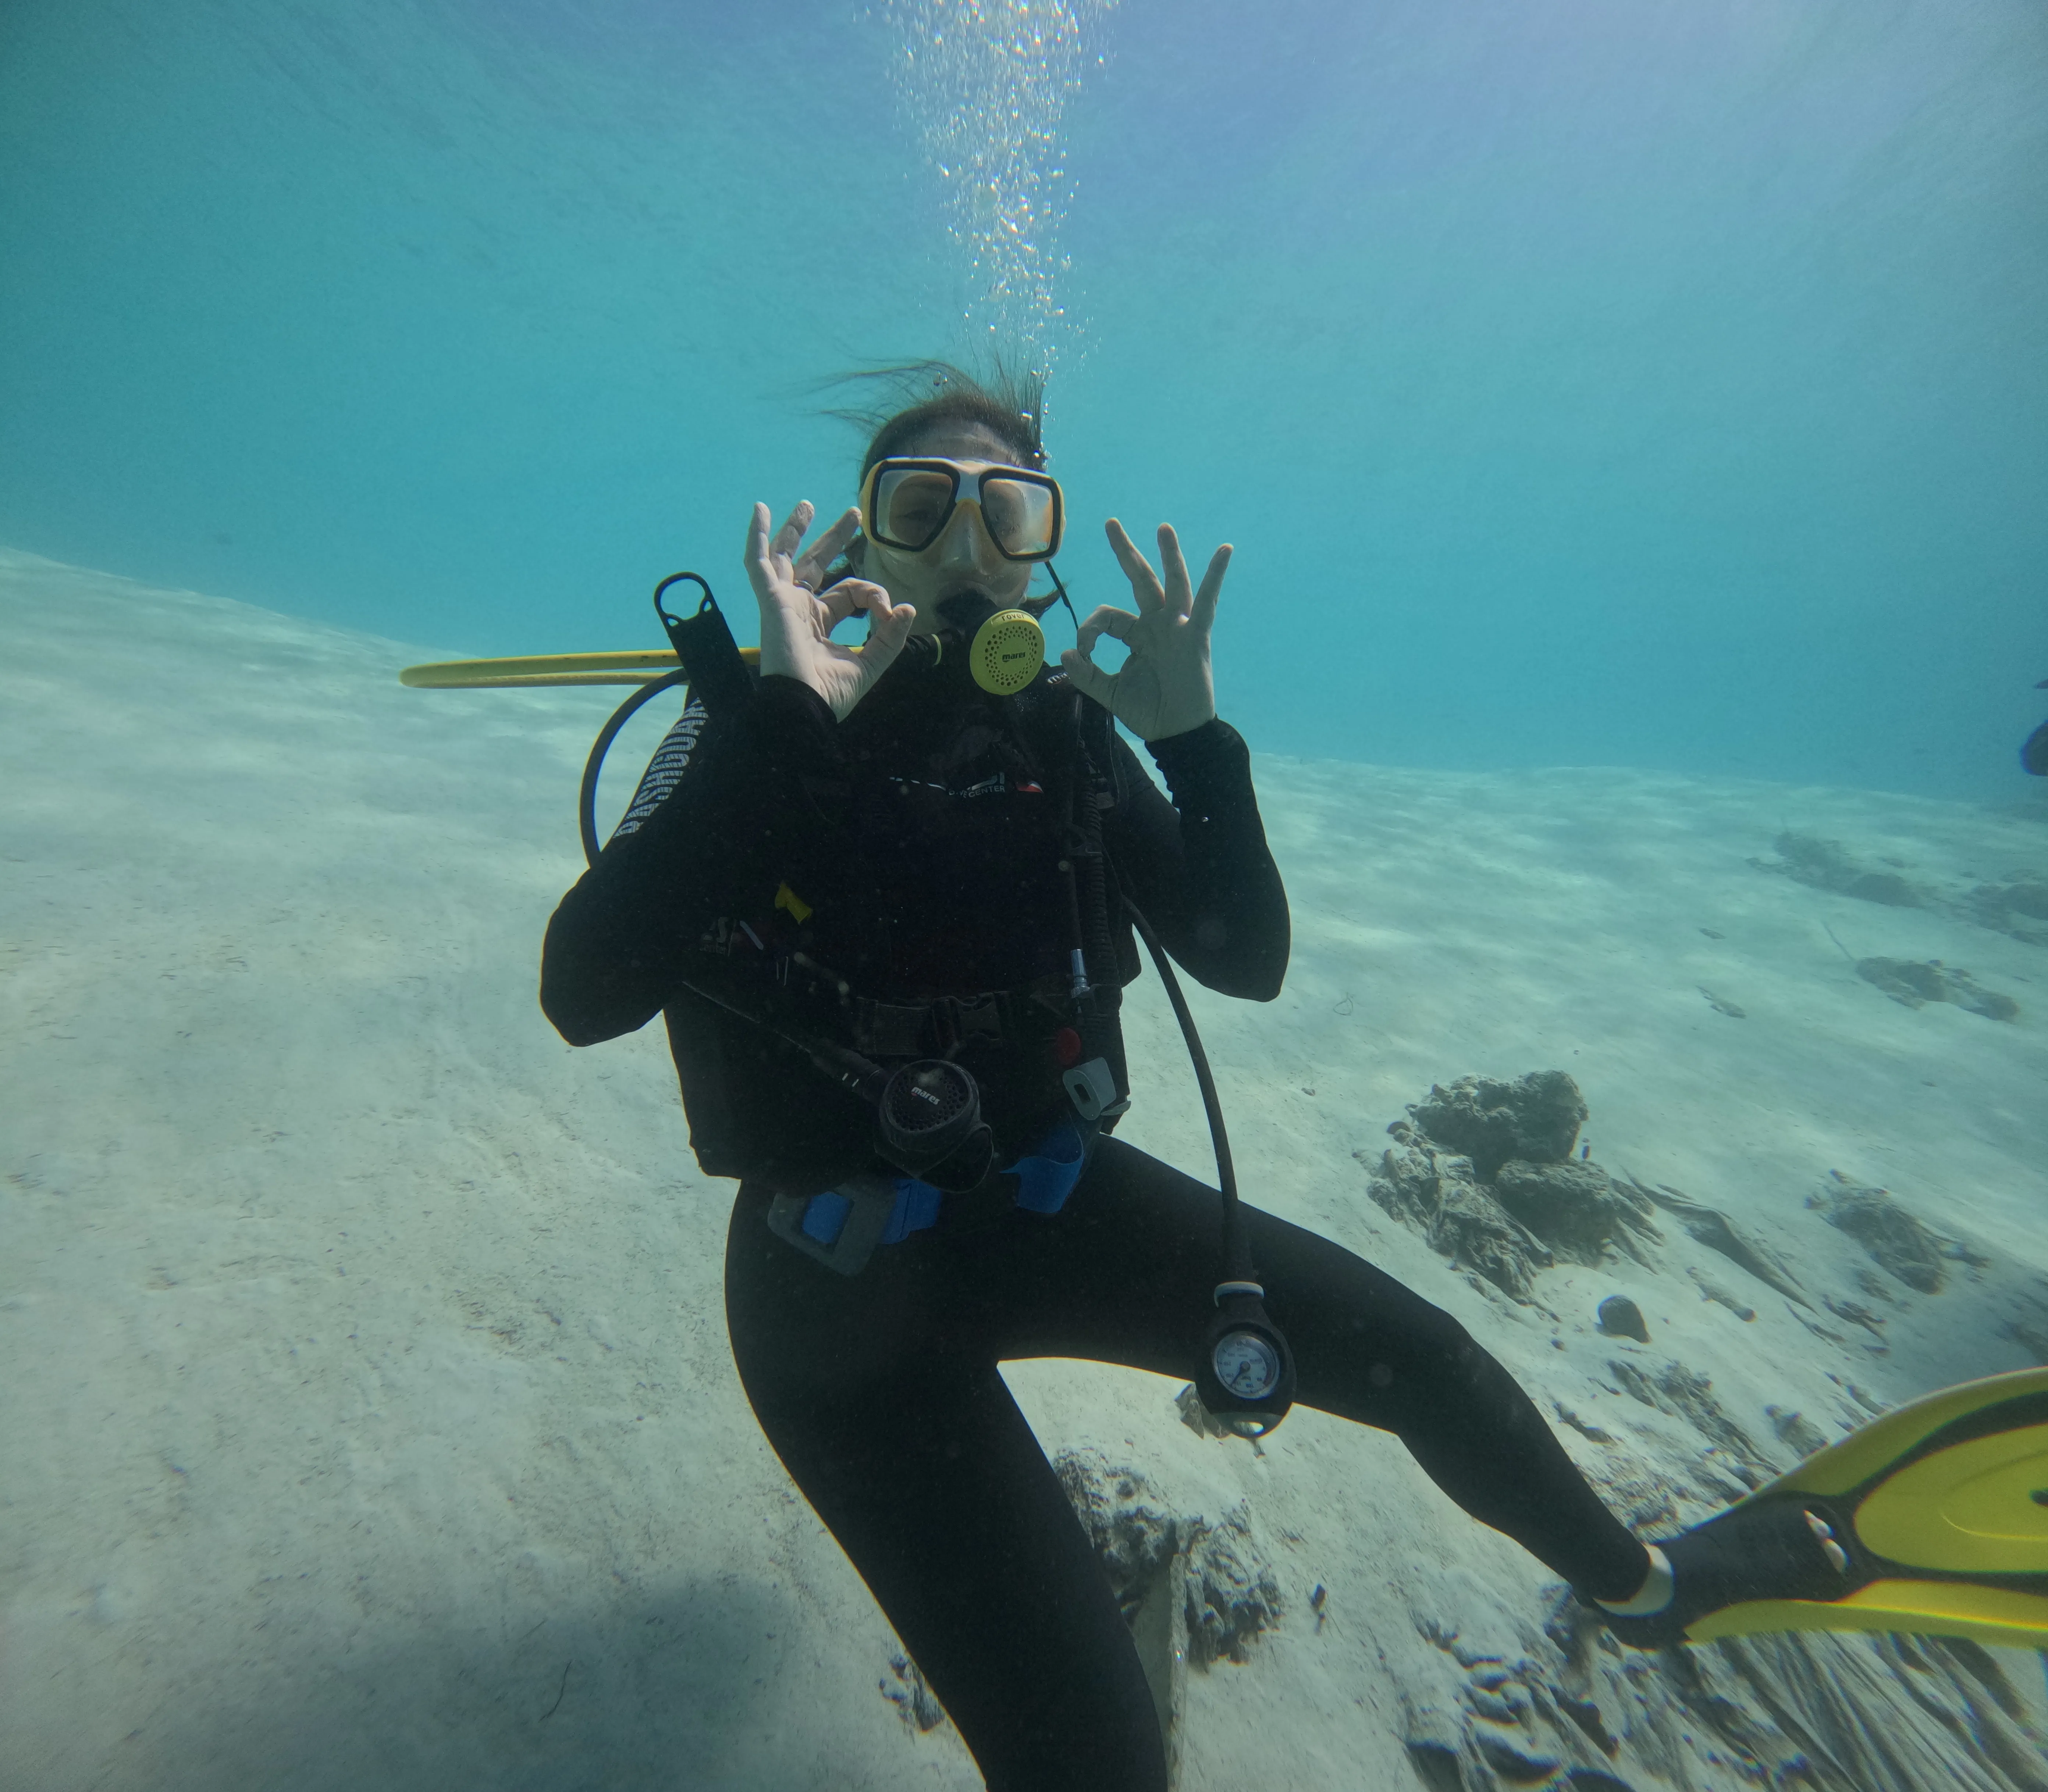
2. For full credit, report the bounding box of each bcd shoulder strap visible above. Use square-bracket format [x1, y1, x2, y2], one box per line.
[654, 573, 754, 717]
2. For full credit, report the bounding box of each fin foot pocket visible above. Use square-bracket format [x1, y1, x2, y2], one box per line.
[1596, 1368, 2048, 1649]
[1595, 1497, 1856, 1649]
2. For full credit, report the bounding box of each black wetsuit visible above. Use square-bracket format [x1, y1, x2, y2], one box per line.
[541, 658, 1648, 1792]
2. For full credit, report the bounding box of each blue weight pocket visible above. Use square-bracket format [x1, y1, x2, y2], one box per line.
[799, 1191, 853, 1245]
[881, 1176, 944, 1244]
[1006, 1121, 1088, 1215]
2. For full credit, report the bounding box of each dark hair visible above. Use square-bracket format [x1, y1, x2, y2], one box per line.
[828, 360, 1047, 476]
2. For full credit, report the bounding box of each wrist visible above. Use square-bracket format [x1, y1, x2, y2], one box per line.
[1146, 715, 1239, 772]
[756, 634, 800, 683]
[1138, 705, 1217, 744]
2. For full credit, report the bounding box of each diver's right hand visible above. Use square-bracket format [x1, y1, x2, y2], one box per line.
[746, 501, 916, 720]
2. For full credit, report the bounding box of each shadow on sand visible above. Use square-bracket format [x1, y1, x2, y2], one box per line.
[78, 1571, 818, 1792]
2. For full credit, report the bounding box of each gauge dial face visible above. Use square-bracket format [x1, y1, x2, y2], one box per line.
[1213, 1331, 1281, 1400]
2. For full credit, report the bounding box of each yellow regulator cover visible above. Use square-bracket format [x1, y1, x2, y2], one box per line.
[968, 609, 1045, 696]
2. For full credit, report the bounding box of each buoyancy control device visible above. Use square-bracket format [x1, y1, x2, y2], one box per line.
[413, 568, 1297, 1436]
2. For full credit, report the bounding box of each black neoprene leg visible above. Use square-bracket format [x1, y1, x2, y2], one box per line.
[997, 1138, 1649, 1601]
[725, 1191, 1170, 1792]
[723, 1139, 1648, 1789]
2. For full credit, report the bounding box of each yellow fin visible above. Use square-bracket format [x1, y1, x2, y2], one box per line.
[1688, 1579, 2048, 1650]
[1853, 1422, 2048, 1575]
[1765, 1366, 2048, 1500]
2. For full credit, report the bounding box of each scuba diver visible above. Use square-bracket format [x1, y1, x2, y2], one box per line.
[2024, 678, 2048, 775]
[536, 370, 2034, 1790]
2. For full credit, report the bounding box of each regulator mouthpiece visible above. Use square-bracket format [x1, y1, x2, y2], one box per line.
[937, 591, 1044, 696]
[967, 608, 1044, 696]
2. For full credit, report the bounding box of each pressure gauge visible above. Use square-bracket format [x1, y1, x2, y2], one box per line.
[1212, 1329, 1282, 1401]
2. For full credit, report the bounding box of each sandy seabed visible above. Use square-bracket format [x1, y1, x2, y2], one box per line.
[4, 547, 2046, 1791]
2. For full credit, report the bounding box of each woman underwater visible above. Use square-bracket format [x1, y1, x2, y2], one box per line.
[538, 370, 1828, 1790]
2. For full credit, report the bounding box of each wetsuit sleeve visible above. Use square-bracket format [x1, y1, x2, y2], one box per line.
[1102, 717, 1289, 1000]
[539, 676, 846, 1045]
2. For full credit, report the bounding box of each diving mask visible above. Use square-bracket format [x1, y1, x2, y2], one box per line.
[860, 457, 1062, 696]
[861, 458, 1064, 562]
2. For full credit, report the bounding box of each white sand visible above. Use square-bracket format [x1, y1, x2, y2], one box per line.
[4, 548, 2045, 1790]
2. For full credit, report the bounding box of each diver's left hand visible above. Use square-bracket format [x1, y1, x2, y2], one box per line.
[1060, 520, 1230, 741]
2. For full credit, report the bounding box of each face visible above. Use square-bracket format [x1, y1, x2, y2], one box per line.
[860, 422, 1037, 634]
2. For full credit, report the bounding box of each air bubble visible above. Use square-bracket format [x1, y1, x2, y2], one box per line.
[878, 0, 1113, 369]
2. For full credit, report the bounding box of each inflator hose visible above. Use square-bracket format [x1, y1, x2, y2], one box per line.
[579, 668, 690, 868]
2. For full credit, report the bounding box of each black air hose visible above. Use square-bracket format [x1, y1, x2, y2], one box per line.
[579, 669, 690, 867]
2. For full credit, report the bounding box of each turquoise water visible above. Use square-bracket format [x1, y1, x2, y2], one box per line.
[5, 7, 2048, 1789]
[3, 0, 2043, 793]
